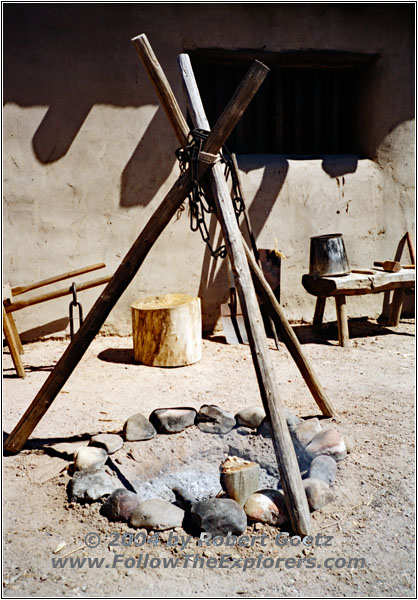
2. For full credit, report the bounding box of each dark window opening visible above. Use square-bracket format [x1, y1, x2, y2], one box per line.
[188, 50, 378, 156]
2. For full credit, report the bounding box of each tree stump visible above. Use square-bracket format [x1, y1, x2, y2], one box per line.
[220, 456, 260, 506]
[131, 294, 202, 367]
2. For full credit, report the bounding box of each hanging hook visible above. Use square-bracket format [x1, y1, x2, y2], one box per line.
[69, 282, 83, 341]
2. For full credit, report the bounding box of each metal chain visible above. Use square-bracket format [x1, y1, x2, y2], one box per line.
[176, 129, 227, 259]
[176, 131, 254, 259]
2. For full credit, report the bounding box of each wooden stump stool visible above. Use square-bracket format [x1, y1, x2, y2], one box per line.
[131, 294, 202, 366]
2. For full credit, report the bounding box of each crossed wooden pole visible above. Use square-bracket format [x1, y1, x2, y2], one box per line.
[4, 34, 336, 536]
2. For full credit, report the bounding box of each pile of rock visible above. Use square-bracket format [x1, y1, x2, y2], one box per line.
[66, 404, 348, 536]
[123, 405, 239, 440]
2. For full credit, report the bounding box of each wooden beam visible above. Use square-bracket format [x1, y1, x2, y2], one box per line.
[3, 307, 25, 378]
[135, 34, 333, 417]
[302, 270, 415, 297]
[335, 295, 349, 347]
[178, 53, 312, 536]
[243, 243, 335, 416]
[6, 312, 24, 354]
[131, 34, 189, 147]
[4, 56, 269, 454]
[10, 263, 106, 297]
[5, 276, 112, 313]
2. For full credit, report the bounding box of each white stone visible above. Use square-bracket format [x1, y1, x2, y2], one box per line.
[74, 446, 108, 471]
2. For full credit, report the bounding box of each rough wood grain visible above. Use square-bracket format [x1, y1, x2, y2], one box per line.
[131, 294, 201, 366]
[335, 295, 349, 347]
[131, 35, 189, 147]
[6, 311, 24, 355]
[10, 263, 106, 297]
[3, 307, 25, 378]
[388, 288, 405, 326]
[302, 270, 415, 297]
[4, 56, 269, 454]
[5, 275, 113, 313]
[179, 53, 312, 536]
[220, 456, 260, 506]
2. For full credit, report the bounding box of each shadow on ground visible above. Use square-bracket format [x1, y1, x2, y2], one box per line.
[97, 348, 136, 365]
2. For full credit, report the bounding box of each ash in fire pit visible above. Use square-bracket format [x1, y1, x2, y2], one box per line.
[129, 427, 285, 504]
[69, 405, 347, 533]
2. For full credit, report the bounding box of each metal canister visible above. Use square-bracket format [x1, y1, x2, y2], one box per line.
[309, 233, 350, 278]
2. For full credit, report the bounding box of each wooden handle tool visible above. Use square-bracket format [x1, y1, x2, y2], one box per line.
[373, 260, 402, 272]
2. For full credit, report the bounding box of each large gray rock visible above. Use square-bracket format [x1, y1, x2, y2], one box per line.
[235, 407, 266, 429]
[130, 499, 184, 530]
[123, 413, 157, 442]
[303, 478, 334, 511]
[305, 428, 347, 462]
[150, 408, 197, 434]
[190, 498, 247, 536]
[90, 433, 123, 455]
[102, 488, 141, 521]
[257, 409, 302, 436]
[309, 454, 337, 486]
[244, 489, 288, 526]
[73, 446, 108, 471]
[197, 405, 236, 434]
[70, 468, 119, 502]
[292, 418, 322, 448]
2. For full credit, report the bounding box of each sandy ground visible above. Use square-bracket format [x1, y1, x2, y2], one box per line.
[2, 317, 416, 598]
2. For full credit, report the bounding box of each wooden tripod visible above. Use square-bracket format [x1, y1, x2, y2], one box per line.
[4, 34, 339, 535]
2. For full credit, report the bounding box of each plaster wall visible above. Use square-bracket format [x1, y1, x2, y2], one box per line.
[3, 4, 415, 338]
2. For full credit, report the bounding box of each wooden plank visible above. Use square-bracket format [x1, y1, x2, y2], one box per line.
[141, 36, 333, 418]
[178, 53, 312, 537]
[5, 276, 113, 313]
[302, 270, 415, 297]
[3, 307, 25, 378]
[10, 263, 106, 297]
[4, 56, 269, 455]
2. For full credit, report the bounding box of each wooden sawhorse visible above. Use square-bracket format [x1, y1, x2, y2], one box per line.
[302, 268, 416, 347]
[3, 263, 111, 377]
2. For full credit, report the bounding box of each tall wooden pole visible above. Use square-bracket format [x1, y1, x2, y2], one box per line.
[4, 59, 269, 454]
[133, 34, 334, 417]
[178, 53, 312, 536]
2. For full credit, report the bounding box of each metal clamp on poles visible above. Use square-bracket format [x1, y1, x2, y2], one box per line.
[69, 283, 83, 340]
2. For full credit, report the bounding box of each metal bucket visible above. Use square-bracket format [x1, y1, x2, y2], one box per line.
[309, 233, 350, 278]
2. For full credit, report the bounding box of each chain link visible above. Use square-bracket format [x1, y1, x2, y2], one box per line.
[175, 130, 249, 260]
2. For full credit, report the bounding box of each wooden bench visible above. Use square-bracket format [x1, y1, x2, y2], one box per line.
[302, 268, 415, 347]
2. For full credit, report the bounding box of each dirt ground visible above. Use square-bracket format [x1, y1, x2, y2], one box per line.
[2, 317, 416, 598]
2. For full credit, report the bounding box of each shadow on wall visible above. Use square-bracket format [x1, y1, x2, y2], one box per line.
[120, 108, 179, 208]
[3, 4, 180, 209]
[4, 4, 415, 202]
[199, 157, 289, 332]
[3, 4, 415, 334]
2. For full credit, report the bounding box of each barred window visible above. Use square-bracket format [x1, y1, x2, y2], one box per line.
[189, 50, 378, 155]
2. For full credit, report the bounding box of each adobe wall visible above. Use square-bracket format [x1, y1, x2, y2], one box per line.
[3, 4, 414, 338]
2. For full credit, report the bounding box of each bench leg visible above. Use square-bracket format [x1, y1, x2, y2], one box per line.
[388, 288, 405, 326]
[312, 297, 326, 333]
[335, 295, 349, 347]
[7, 312, 24, 354]
[3, 307, 25, 378]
